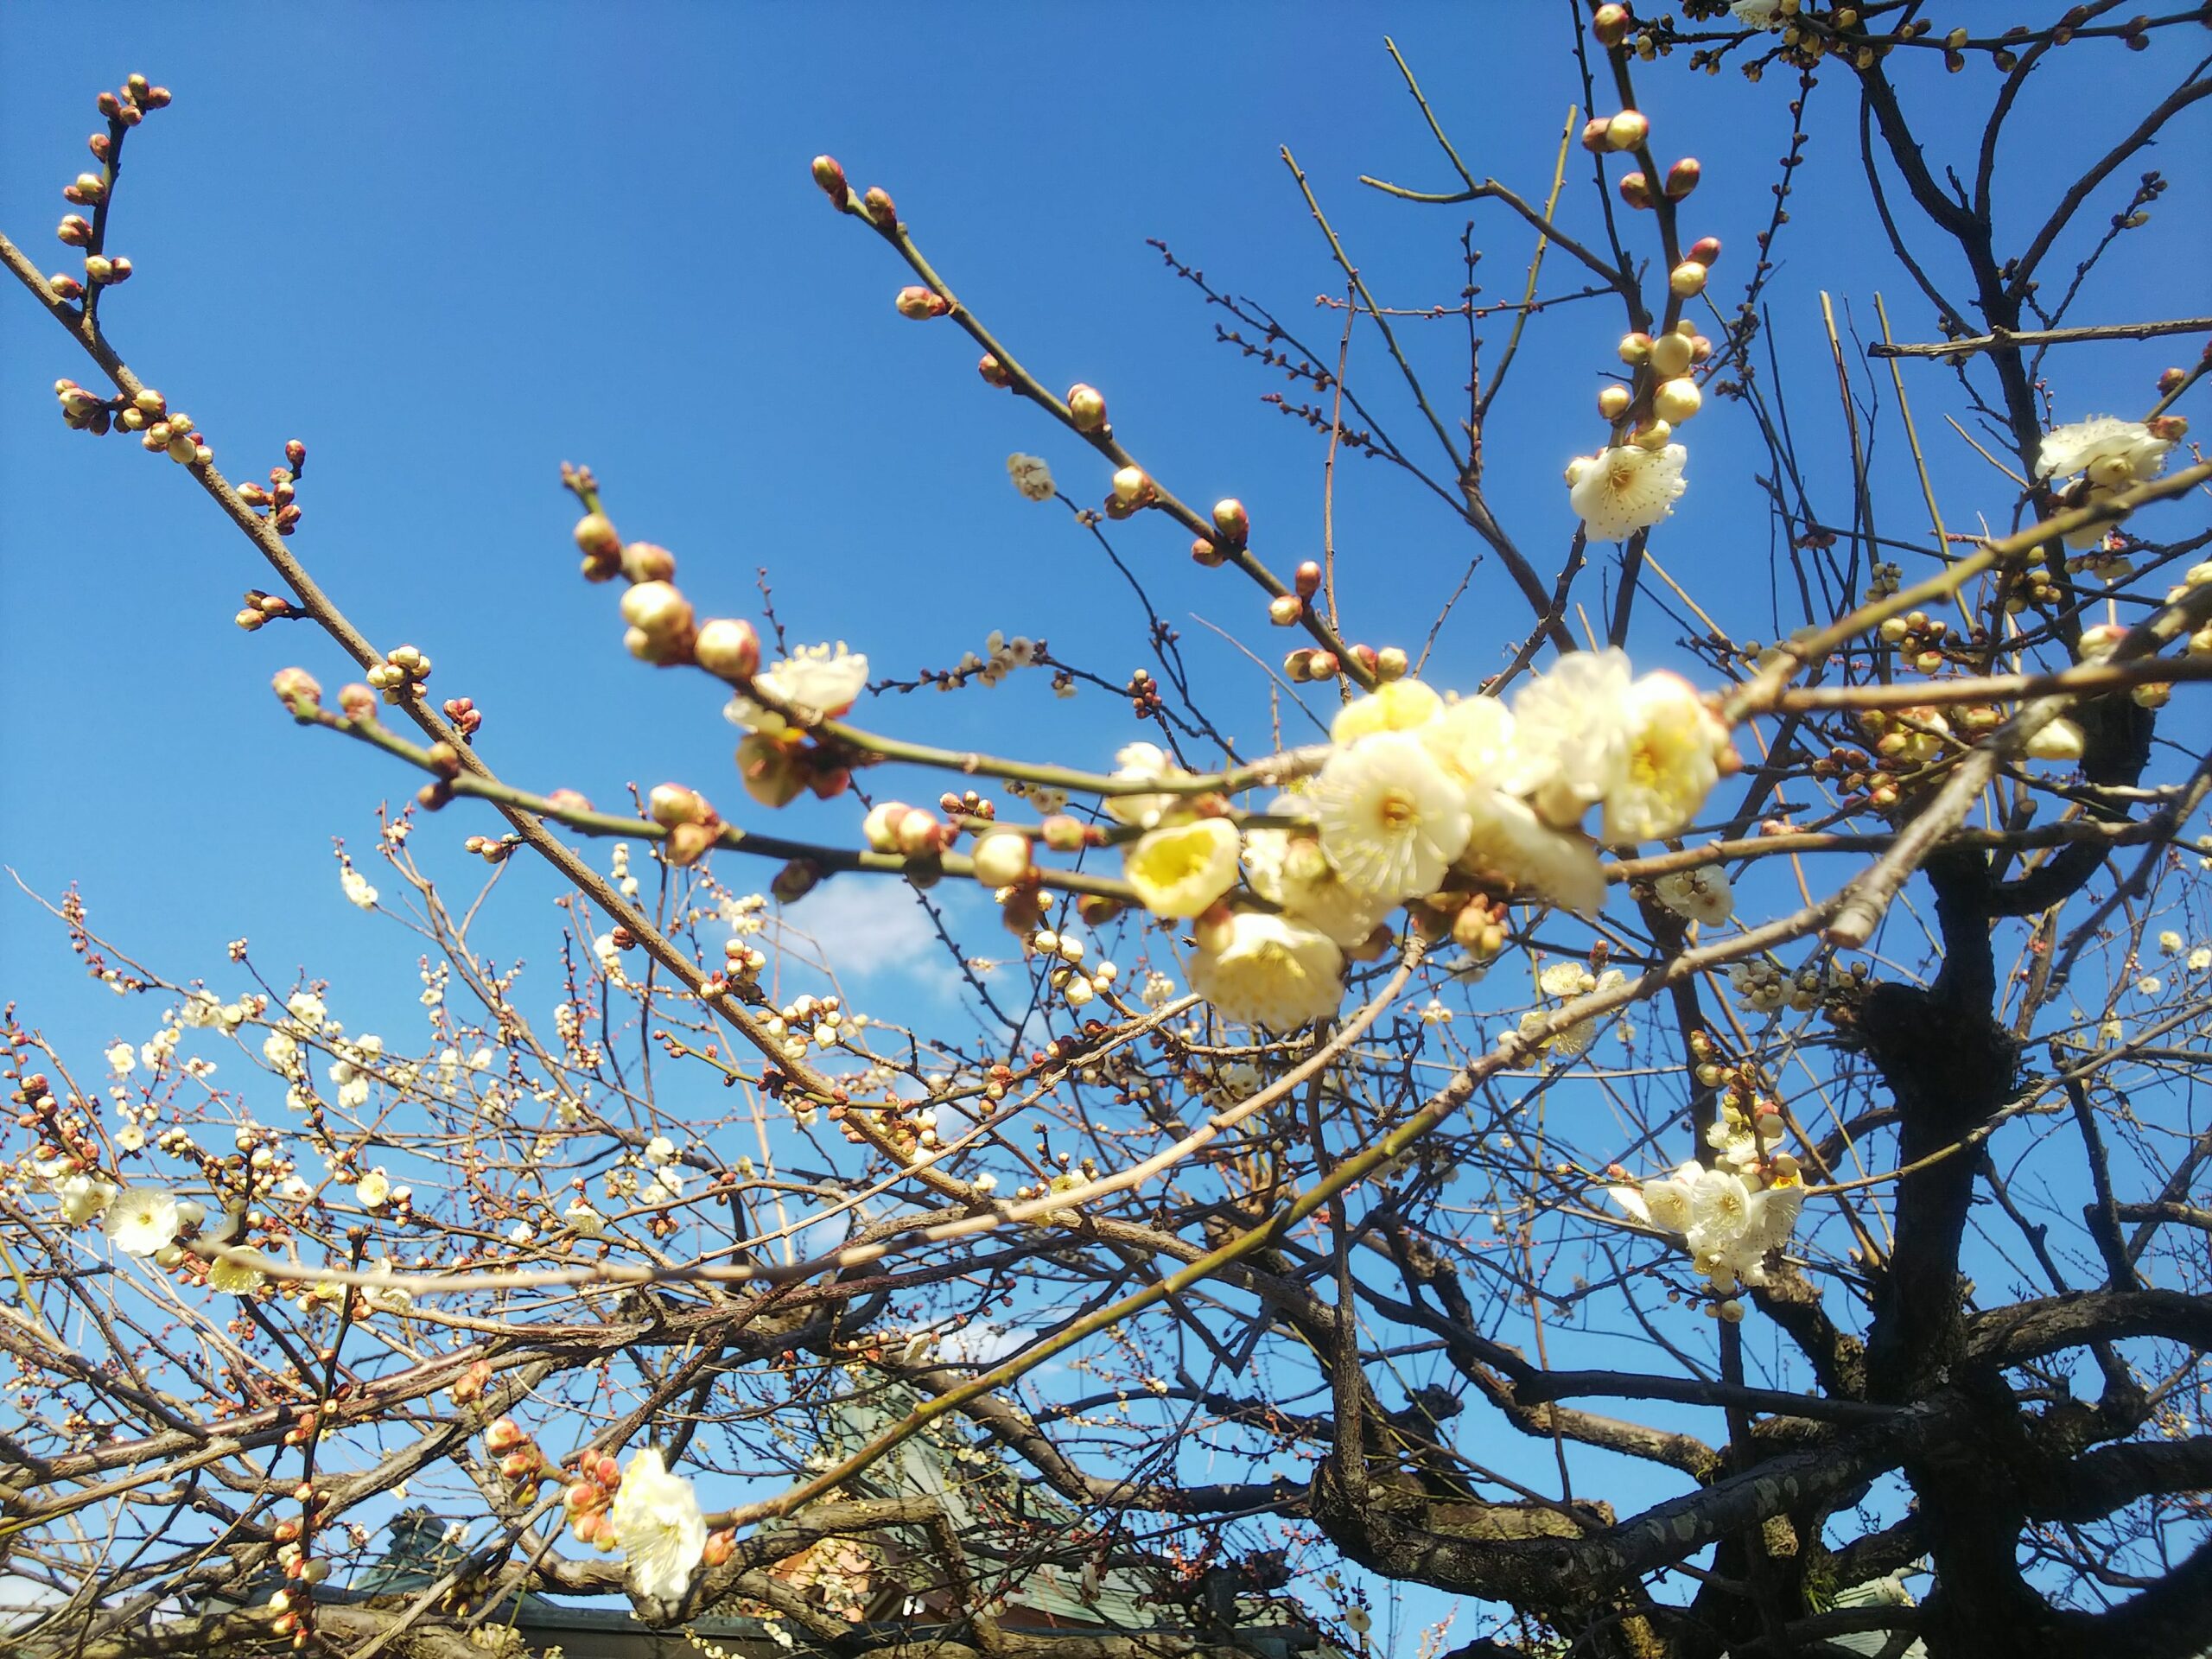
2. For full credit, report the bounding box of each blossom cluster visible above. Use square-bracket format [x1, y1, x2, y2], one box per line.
[1120, 653, 1733, 1030]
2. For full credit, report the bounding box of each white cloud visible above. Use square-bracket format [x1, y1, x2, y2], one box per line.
[779, 879, 974, 998]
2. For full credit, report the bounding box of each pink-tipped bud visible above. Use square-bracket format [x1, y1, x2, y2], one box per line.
[895, 285, 950, 320]
[1306, 650, 1340, 681]
[57, 215, 92, 246]
[1375, 645, 1409, 681]
[620, 580, 693, 643]
[1110, 464, 1151, 506]
[693, 617, 761, 683]
[620, 541, 677, 584]
[1669, 260, 1708, 297]
[49, 274, 84, 301]
[1066, 384, 1108, 433]
[1212, 499, 1249, 543]
[1618, 332, 1652, 365]
[484, 1418, 524, 1452]
[1191, 536, 1226, 568]
[270, 667, 322, 711]
[1664, 158, 1701, 200]
[862, 801, 911, 853]
[648, 783, 708, 827]
[1688, 235, 1722, 266]
[977, 353, 1012, 388]
[969, 831, 1032, 888]
[2158, 366, 2187, 395]
[1268, 594, 1303, 626]
[1284, 650, 1313, 683]
[1605, 111, 1649, 151]
[1580, 118, 1612, 153]
[702, 1529, 736, 1567]
[143, 86, 172, 109]
[1592, 3, 1630, 46]
[861, 186, 896, 227]
[72, 172, 106, 202]
[1294, 560, 1321, 599]
[1040, 816, 1087, 854]
[498, 1446, 543, 1481]
[1618, 172, 1654, 210]
[895, 810, 944, 858]
[2146, 414, 2189, 444]
[810, 155, 848, 203]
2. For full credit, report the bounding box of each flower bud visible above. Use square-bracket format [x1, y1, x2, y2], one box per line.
[73, 173, 106, 202]
[1066, 384, 1108, 432]
[970, 831, 1033, 888]
[1618, 333, 1651, 365]
[2146, 414, 2189, 444]
[1375, 645, 1409, 681]
[1632, 419, 1673, 449]
[977, 353, 1012, 387]
[693, 617, 761, 682]
[1605, 111, 1649, 151]
[861, 185, 896, 227]
[1618, 172, 1653, 210]
[1688, 236, 1722, 267]
[2157, 366, 2186, 396]
[1040, 815, 1087, 853]
[895, 810, 944, 858]
[485, 1418, 525, 1452]
[1191, 537, 1226, 568]
[1294, 560, 1321, 598]
[271, 667, 322, 711]
[1211, 498, 1249, 543]
[772, 860, 823, 904]
[564, 1481, 603, 1514]
[105, 256, 134, 283]
[1652, 378, 1701, 423]
[1111, 464, 1152, 506]
[1306, 650, 1340, 681]
[1580, 117, 1612, 153]
[649, 783, 709, 827]
[499, 1447, 543, 1481]
[1669, 260, 1707, 297]
[1283, 650, 1313, 682]
[810, 155, 848, 203]
[863, 801, 911, 852]
[738, 735, 809, 809]
[1597, 384, 1632, 421]
[57, 214, 92, 246]
[48, 274, 84, 301]
[1268, 594, 1303, 626]
[1664, 159, 1701, 200]
[895, 285, 950, 320]
[620, 580, 693, 642]
[143, 85, 172, 109]
[1649, 332, 1694, 378]
[1592, 5, 1630, 46]
[667, 821, 719, 866]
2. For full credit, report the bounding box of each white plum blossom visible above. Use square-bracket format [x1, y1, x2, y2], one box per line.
[1007, 453, 1055, 501]
[1605, 673, 1733, 843]
[610, 1447, 708, 1601]
[2036, 416, 2171, 486]
[725, 642, 869, 733]
[1459, 790, 1606, 918]
[58, 1172, 117, 1225]
[1730, 0, 1783, 25]
[105, 1040, 135, 1077]
[1654, 865, 1734, 925]
[1101, 741, 1191, 829]
[1567, 443, 1688, 541]
[1330, 679, 1444, 747]
[1122, 819, 1242, 918]
[1612, 1162, 1802, 1295]
[1242, 825, 1388, 948]
[1309, 731, 1471, 905]
[1500, 650, 1635, 827]
[1187, 913, 1344, 1031]
[340, 860, 378, 909]
[104, 1187, 180, 1256]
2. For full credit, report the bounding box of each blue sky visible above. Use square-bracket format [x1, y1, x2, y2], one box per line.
[4, 5, 2208, 1641]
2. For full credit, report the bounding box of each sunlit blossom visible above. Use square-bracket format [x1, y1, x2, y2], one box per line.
[1101, 741, 1191, 830]
[611, 1447, 708, 1601]
[725, 643, 869, 733]
[104, 1187, 180, 1256]
[1500, 650, 1634, 828]
[1309, 732, 1471, 904]
[1459, 789, 1606, 918]
[1007, 453, 1055, 501]
[1654, 865, 1733, 925]
[1123, 819, 1241, 918]
[1187, 912, 1344, 1030]
[1329, 679, 1443, 747]
[1605, 673, 1731, 842]
[1567, 443, 1688, 542]
[1241, 825, 1387, 947]
[2035, 416, 2171, 486]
